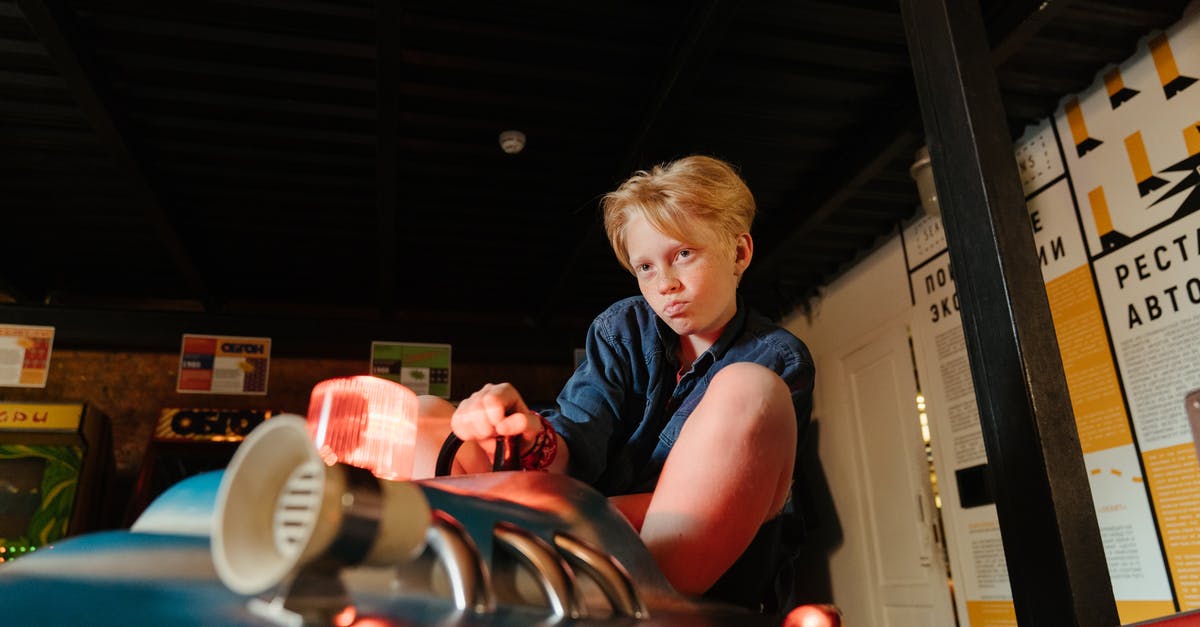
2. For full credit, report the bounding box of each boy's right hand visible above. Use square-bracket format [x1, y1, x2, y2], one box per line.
[451, 383, 544, 458]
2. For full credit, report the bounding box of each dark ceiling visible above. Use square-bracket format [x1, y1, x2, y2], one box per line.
[0, 0, 1192, 362]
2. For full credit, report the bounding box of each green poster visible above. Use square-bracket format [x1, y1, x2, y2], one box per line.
[370, 341, 452, 399]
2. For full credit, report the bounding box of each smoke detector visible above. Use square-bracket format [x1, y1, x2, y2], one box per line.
[499, 130, 526, 154]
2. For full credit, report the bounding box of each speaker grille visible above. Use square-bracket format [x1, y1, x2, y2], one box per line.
[272, 460, 323, 558]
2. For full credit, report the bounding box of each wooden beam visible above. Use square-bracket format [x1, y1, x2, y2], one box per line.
[900, 0, 1117, 624]
[17, 0, 213, 308]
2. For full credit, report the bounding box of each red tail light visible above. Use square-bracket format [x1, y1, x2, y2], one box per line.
[305, 376, 418, 480]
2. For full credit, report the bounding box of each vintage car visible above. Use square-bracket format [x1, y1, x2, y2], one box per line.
[0, 377, 839, 627]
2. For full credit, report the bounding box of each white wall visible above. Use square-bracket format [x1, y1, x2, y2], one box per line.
[781, 234, 924, 624]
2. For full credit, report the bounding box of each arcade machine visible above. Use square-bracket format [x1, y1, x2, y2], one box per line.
[124, 407, 275, 524]
[0, 401, 113, 563]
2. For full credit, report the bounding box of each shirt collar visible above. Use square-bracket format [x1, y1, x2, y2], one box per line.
[653, 294, 747, 368]
[708, 294, 748, 360]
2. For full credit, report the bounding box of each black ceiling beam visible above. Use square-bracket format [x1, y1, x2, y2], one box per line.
[750, 0, 1072, 296]
[983, 0, 1073, 65]
[129, 85, 376, 121]
[539, 0, 735, 323]
[743, 76, 923, 296]
[17, 0, 213, 309]
[0, 272, 36, 304]
[87, 13, 374, 58]
[614, 0, 737, 174]
[376, 0, 400, 317]
[104, 53, 376, 91]
[901, 0, 1116, 624]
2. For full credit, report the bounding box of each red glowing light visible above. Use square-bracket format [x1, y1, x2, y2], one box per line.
[782, 604, 842, 627]
[348, 618, 391, 627]
[306, 376, 419, 480]
[332, 604, 357, 626]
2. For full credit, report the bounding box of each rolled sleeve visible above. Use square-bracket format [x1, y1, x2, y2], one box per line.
[542, 315, 632, 484]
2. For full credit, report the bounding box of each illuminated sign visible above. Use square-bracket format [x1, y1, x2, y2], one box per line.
[0, 403, 82, 432]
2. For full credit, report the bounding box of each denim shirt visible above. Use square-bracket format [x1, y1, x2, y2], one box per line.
[542, 295, 815, 496]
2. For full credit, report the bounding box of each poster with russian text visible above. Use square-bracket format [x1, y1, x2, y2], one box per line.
[1020, 117, 1175, 622]
[177, 334, 271, 395]
[1052, 10, 1200, 615]
[905, 214, 1015, 627]
[0, 324, 53, 388]
[907, 13, 1199, 624]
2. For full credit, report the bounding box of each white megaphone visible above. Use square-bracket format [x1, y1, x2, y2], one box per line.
[210, 376, 656, 623]
[211, 414, 432, 597]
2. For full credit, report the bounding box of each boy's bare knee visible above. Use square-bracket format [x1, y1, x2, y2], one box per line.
[667, 363, 796, 474]
[707, 362, 795, 431]
[711, 362, 788, 395]
[703, 363, 797, 514]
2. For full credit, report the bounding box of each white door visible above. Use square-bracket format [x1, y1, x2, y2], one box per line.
[840, 321, 956, 626]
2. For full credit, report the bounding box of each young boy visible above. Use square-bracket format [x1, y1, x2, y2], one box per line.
[422, 155, 814, 608]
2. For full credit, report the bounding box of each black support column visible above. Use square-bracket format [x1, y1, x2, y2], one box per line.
[899, 1, 1118, 625]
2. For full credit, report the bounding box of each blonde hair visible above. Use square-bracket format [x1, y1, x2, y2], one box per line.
[601, 155, 756, 273]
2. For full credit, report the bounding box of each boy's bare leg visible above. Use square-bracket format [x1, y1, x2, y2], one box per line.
[609, 492, 654, 532]
[636, 362, 797, 596]
[412, 395, 491, 478]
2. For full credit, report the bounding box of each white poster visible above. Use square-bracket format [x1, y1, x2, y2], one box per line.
[1051, 11, 1200, 614]
[0, 324, 54, 388]
[1020, 120, 1174, 616]
[905, 214, 1014, 626]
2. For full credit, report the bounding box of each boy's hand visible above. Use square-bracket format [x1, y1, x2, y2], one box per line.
[451, 383, 544, 456]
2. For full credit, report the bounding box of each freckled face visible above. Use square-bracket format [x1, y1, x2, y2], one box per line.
[624, 213, 750, 348]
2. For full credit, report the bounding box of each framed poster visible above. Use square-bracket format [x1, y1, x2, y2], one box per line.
[0, 324, 54, 388]
[370, 341, 451, 398]
[177, 335, 270, 395]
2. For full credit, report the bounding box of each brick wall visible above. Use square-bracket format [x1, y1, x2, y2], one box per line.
[1, 350, 573, 474]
